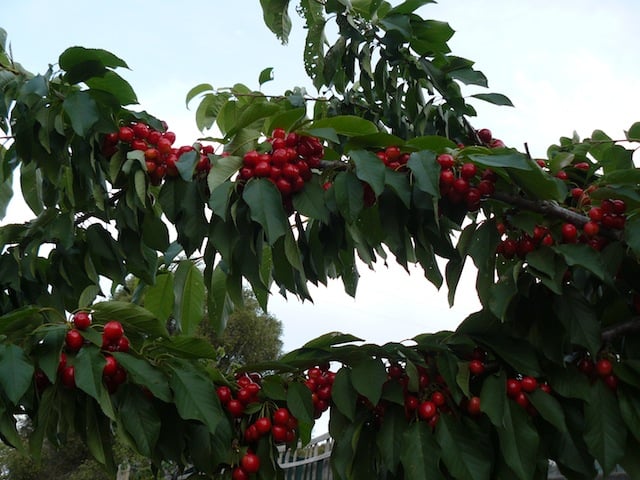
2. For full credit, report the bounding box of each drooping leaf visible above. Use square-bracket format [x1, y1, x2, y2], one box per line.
[351, 357, 387, 406]
[173, 260, 205, 336]
[242, 179, 290, 245]
[470, 93, 514, 107]
[0, 343, 34, 405]
[259, 0, 292, 44]
[117, 385, 161, 457]
[62, 91, 99, 136]
[112, 352, 172, 403]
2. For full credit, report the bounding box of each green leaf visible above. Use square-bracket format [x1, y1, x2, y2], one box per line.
[480, 371, 507, 427]
[62, 91, 99, 136]
[286, 381, 314, 424]
[112, 352, 171, 402]
[308, 115, 378, 136]
[145, 273, 174, 323]
[292, 181, 330, 223]
[470, 93, 514, 107]
[207, 263, 234, 336]
[405, 135, 457, 151]
[207, 155, 243, 192]
[186, 83, 214, 108]
[528, 389, 567, 433]
[260, 0, 292, 44]
[333, 171, 364, 223]
[84, 399, 116, 474]
[436, 415, 492, 480]
[617, 386, 640, 443]
[626, 121, 640, 142]
[351, 150, 386, 196]
[85, 70, 137, 105]
[259, 67, 274, 86]
[553, 287, 601, 357]
[59, 46, 128, 72]
[168, 360, 224, 435]
[175, 149, 198, 181]
[496, 400, 539, 480]
[553, 244, 607, 281]
[92, 301, 168, 340]
[173, 260, 205, 336]
[118, 385, 161, 457]
[331, 367, 357, 421]
[400, 421, 444, 479]
[351, 357, 387, 406]
[303, 332, 363, 349]
[0, 173, 13, 220]
[74, 346, 115, 419]
[377, 406, 407, 473]
[0, 343, 34, 405]
[387, 0, 436, 15]
[407, 150, 440, 197]
[584, 380, 627, 474]
[20, 161, 43, 215]
[242, 179, 289, 245]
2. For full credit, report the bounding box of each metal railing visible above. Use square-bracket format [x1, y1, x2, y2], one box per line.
[277, 432, 334, 480]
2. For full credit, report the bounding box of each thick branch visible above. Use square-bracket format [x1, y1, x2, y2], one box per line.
[492, 191, 588, 226]
[601, 318, 640, 343]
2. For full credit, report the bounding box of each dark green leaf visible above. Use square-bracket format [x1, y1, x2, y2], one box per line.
[0, 343, 34, 405]
[436, 415, 492, 480]
[186, 83, 214, 108]
[528, 389, 567, 433]
[401, 421, 444, 479]
[377, 406, 407, 473]
[302, 332, 363, 349]
[480, 371, 506, 427]
[260, 0, 292, 44]
[332, 367, 357, 421]
[112, 352, 171, 402]
[351, 150, 386, 196]
[75, 346, 115, 419]
[145, 273, 174, 323]
[584, 380, 626, 474]
[407, 150, 440, 197]
[85, 70, 137, 105]
[118, 385, 161, 457]
[496, 400, 539, 480]
[168, 360, 224, 435]
[308, 115, 378, 136]
[351, 357, 387, 405]
[292, 181, 330, 223]
[286, 381, 314, 424]
[243, 179, 289, 245]
[62, 91, 99, 136]
[333, 171, 364, 223]
[92, 301, 168, 340]
[207, 155, 242, 192]
[259, 67, 274, 86]
[553, 287, 601, 357]
[627, 122, 640, 142]
[59, 46, 128, 71]
[470, 93, 514, 107]
[173, 260, 205, 336]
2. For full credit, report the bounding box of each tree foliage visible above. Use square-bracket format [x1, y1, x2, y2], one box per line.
[1, 1, 640, 479]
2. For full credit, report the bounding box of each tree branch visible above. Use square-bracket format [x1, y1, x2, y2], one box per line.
[601, 318, 640, 343]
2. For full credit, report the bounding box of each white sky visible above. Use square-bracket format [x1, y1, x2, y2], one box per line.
[3, 1, 640, 353]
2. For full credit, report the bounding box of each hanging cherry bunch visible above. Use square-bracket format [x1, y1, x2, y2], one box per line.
[238, 128, 325, 201]
[303, 364, 336, 418]
[101, 121, 214, 185]
[436, 152, 498, 211]
[53, 312, 129, 394]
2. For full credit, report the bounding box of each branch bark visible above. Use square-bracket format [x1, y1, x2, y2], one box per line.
[601, 318, 640, 343]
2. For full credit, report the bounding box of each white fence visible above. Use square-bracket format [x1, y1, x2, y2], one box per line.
[277, 432, 334, 480]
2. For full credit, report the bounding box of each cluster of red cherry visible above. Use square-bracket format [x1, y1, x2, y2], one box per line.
[437, 152, 498, 211]
[577, 355, 618, 391]
[239, 128, 324, 202]
[303, 364, 336, 418]
[52, 312, 128, 393]
[102, 122, 214, 185]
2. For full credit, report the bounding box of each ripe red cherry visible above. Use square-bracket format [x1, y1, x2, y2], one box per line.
[467, 396, 481, 415]
[273, 407, 291, 426]
[60, 365, 76, 388]
[431, 391, 446, 407]
[561, 223, 578, 243]
[460, 163, 477, 179]
[72, 311, 91, 330]
[418, 401, 437, 420]
[162, 131, 177, 144]
[255, 417, 272, 435]
[404, 395, 419, 411]
[231, 467, 249, 480]
[583, 221, 600, 237]
[596, 358, 613, 377]
[157, 137, 173, 154]
[506, 378, 521, 398]
[103, 356, 118, 377]
[241, 452, 261, 474]
[453, 178, 470, 194]
[385, 146, 402, 161]
[469, 359, 485, 376]
[514, 392, 529, 408]
[226, 399, 244, 417]
[147, 130, 162, 145]
[588, 207, 603, 222]
[437, 153, 455, 169]
[216, 386, 232, 405]
[520, 376, 538, 393]
[65, 329, 84, 352]
[132, 122, 150, 139]
[477, 128, 492, 143]
[439, 169, 455, 187]
[103, 321, 124, 343]
[118, 126, 135, 143]
[604, 374, 618, 391]
[254, 161, 271, 178]
[387, 363, 404, 379]
[271, 425, 288, 443]
[117, 336, 130, 352]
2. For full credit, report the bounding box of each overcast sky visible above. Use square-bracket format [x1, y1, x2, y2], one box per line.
[3, 1, 640, 352]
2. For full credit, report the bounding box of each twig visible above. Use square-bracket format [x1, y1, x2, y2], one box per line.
[601, 318, 640, 343]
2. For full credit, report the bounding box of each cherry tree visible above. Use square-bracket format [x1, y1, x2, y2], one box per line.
[1, 1, 640, 478]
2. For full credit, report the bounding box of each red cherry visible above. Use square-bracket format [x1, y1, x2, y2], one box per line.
[506, 378, 521, 398]
[103, 356, 118, 377]
[226, 399, 244, 417]
[131, 139, 148, 151]
[431, 391, 446, 407]
[241, 452, 261, 474]
[60, 365, 76, 388]
[147, 130, 162, 145]
[118, 126, 135, 143]
[520, 376, 538, 393]
[583, 221, 600, 237]
[385, 146, 402, 161]
[588, 207, 603, 222]
[404, 395, 419, 411]
[216, 386, 232, 404]
[103, 321, 124, 343]
[157, 137, 173, 154]
[72, 311, 92, 330]
[460, 163, 477, 179]
[577, 358, 594, 375]
[65, 329, 84, 352]
[271, 425, 288, 443]
[468, 359, 485, 376]
[571, 187, 584, 199]
[254, 161, 271, 178]
[467, 396, 481, 416]
[437, 153, 455, 169]
[604, 374, 618, 391]
[561, 223, 578, 243]
[272, 127, 286, 139]
[231, 467, 249, 480]
[418, 401, 437, 420]
[387, 363, 404, 379]
[612, 199, 626, 214]
[255, 417, 272, 435]
[132, 122, 150, 140]
[162, 131, 176, 144]
[514, 392, 529, 408]
[574, 162, 590, 170]
[555, 170, 568, 180]
[477, 128, 492, 143]
[273, 407, 291, 426]
[596, 358, 613, 377]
